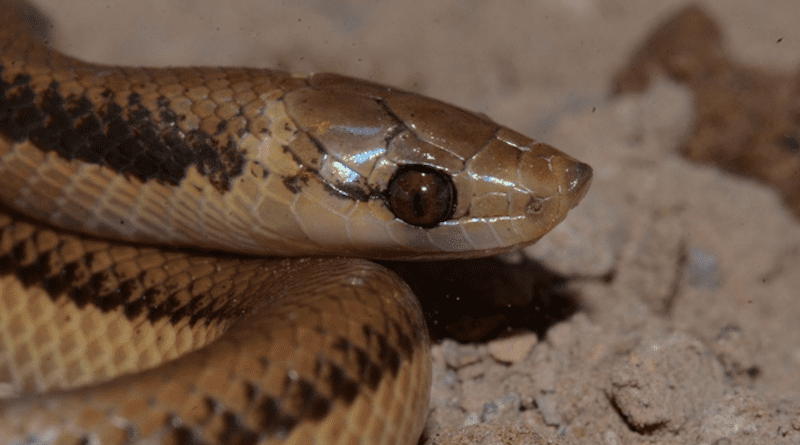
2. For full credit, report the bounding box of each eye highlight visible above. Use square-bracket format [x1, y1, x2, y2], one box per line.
[386, 165, 456, 228]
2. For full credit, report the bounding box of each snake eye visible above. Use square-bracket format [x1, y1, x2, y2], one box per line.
[387, 165, 456, 228]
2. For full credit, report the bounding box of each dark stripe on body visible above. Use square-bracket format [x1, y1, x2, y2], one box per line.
[0, 66, 245, 193]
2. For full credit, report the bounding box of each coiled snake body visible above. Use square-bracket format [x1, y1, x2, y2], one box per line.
[0, 2, 591, 444]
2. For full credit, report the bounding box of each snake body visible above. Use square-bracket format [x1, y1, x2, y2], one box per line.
[0, 1, 592, 444]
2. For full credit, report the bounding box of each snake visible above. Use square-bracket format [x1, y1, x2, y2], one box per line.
[0, 1, 592, 444]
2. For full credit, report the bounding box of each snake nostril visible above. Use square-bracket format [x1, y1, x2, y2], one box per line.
[526, 197, 545, 215]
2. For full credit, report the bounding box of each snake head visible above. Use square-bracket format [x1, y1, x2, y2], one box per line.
[276, 73, 591, 259]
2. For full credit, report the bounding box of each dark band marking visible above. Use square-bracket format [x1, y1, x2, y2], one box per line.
[0, 215, 252, 328]
[325, 362, 359, 404]
[0, 210, 420, 359]
[0, 66, 245, 193]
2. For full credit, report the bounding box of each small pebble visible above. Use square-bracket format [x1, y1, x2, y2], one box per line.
[487, 329, 538, 364]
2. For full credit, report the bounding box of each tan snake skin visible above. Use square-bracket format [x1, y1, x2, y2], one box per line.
[0, 1, 592, 444]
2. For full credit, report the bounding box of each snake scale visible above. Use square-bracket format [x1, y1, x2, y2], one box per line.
[0, 1, 592, 444]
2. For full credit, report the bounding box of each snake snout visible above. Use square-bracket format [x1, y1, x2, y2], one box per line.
[564, 161, 593, 208]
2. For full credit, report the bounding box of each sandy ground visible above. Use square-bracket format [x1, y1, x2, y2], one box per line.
[29, 0, 800, 444]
